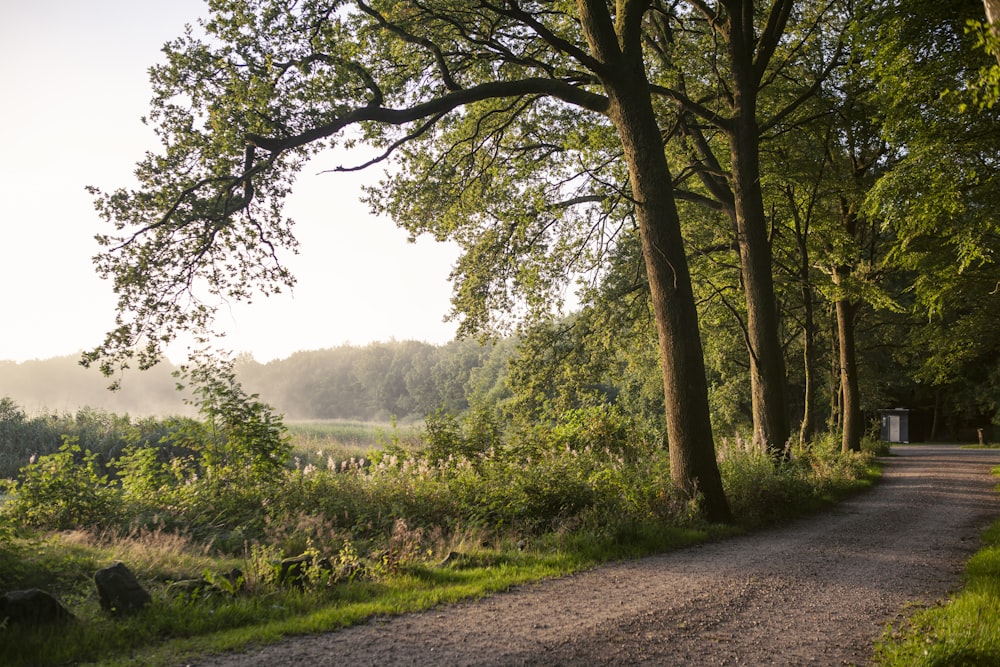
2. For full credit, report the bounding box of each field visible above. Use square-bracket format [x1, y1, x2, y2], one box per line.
[284, 420, 423, 469]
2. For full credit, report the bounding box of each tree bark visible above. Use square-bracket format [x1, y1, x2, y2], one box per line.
[833, 271, 863, 453]
[986, 0, 1000, 65]
[829, 306, 841, 431]
[726, 4, 792, 453]
[799, 250, 818, 446]
[833, 189, 865, 453]
[987, 0, 1000, 24]
[577, 0, 731, 522]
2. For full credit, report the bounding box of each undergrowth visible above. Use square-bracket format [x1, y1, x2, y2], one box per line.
[0, 390, 880, 666]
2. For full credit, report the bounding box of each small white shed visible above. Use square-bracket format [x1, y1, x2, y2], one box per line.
[879, 409, 910, 444]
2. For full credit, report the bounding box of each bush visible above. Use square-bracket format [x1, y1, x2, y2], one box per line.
[422, 407, 503, 462]
[717, 435, 812, 525]
[0, 397, 177, 479]
[175, 354, 291, 488]
[2, 437, 121, 530]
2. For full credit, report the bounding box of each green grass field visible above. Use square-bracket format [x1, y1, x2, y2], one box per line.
[285, 420, 423, 469]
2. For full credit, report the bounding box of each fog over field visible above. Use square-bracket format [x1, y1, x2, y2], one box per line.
[0, 356, 192, 416]
[0, 337, 509, 421]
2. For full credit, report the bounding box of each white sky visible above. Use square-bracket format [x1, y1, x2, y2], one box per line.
[0, 0, 461, 365]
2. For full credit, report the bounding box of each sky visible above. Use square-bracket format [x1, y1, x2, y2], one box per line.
[0, 0, 461, 366]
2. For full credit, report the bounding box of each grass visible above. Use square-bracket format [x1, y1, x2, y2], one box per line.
[871, 464, 1000, 666]
[285, 420, 423, 469]
[1, 523, 717, 667]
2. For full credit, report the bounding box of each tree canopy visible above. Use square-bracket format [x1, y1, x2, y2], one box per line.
[86, 0, 1000, 521]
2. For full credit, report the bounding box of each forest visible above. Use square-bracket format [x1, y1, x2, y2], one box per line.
[2, 1, 1000, 665]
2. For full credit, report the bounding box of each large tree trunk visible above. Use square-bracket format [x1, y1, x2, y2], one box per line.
[833, 268, 863, 452]
[834, 194, 864, 453]
[830, 306, 841, 430]
[727, 7, 792, 453]
[732, 125, 791, 453]
[578, 0, 731, 522]
[986, 0, 1000, 65]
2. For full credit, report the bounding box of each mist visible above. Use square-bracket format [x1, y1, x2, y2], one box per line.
[0, 355, 193, 417]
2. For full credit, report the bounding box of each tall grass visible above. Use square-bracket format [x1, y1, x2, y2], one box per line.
[285, 420, 423, 470]
[0, 397, 179, 479]
[717, 432, 878, 527]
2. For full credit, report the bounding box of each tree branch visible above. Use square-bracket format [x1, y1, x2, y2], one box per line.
[356, 1, 461, 92]
[246, 78, 609, 154]
[754, 0, 795, 84]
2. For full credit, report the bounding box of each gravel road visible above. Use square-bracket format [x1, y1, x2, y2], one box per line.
[188, 444, 1000, 666]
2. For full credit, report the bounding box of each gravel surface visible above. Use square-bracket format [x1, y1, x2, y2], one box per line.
[188, 444, 1000, 666]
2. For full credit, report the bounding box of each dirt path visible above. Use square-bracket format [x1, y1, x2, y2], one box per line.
[189, 445, 1000, 666]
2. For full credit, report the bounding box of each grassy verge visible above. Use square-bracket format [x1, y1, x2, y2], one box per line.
[0, 413, 883, 667]
[871, 464, 1000, 666]
[3, 523, 720, 667]
[1, 473, 876, 666]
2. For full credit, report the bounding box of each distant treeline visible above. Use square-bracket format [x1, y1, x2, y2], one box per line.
[0, 340, 516, 422]
[235, 338, 516, 421]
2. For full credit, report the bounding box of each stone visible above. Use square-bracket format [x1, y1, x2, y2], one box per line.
[94, 561, 152, 615]
[0, 588, 73, 626]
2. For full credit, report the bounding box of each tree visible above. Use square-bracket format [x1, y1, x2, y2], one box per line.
[984, 0, 1000, 65]
[862, 0, 1000, 432]
[174, 352, 290, 487]
[765, 119, 832, 446]
[642, 1, 848, 452]
[87, 1, 732, 521]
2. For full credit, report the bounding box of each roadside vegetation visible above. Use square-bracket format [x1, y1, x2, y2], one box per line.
[0, 355, 881, 667]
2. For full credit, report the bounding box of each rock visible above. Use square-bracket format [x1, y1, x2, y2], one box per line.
[0, 588, 73, 626]
[94, 562, 152, 615]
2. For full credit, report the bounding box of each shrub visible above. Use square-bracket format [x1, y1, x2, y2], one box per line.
[2, 437, 121, 530]
[545, 405, 656, 461]
[175, 354, 291, 488]
[422, 407, 503, 462]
